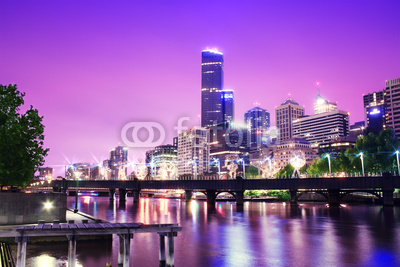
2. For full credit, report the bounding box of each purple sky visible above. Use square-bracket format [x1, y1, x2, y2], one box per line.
[1, 0, 399, 176]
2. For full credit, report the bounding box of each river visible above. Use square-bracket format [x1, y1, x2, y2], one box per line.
[24, 196, 400, 266]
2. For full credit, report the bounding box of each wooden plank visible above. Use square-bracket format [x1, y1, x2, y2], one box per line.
[68, 224, 78, 229]
[43, 224, 52, 230]
[60, 224, 69, 229]
[99, 223, 113, 229]
[83, 224, 96, 229]
[52, 224, 61, 230]
[34, 224, 44, 230]
[76, 223, 87, 229]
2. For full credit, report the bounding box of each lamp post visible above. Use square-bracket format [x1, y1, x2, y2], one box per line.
[215, 158, 221, 179]
[192, 157, 197, 180]
[396, 151, 400, 175]
[74, 171, 81, 213]
[326, 153, 331, 177]
[240, 158, 246, 178]
[360, 152, 365, 176]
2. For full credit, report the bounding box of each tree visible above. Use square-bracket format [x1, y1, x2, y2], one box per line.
[0, 84, 49, 188]
[275, 164, 294, 178]
[346, 129, 399, 173]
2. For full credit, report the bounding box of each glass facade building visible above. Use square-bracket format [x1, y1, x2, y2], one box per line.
[221, 89, 234, 123]
[244, 106, 270, 147]
[201, 49, 224, 128]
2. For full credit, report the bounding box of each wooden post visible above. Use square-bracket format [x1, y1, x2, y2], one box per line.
[158, 234, 166, 265]
[15, 236, 28, 267]
[67, 235, 78, 267]
[166, 232, 176, 267]
[123, 234, 133, 267]
[118, 234, 124, 266]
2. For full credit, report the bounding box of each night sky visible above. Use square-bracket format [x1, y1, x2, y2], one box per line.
[1, 0, 399, 176]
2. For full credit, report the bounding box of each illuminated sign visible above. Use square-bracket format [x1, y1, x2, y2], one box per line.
[370, 108, 381, 115]
[222, 94, 234, 99]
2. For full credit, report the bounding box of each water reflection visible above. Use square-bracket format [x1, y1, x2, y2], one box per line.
[23, 196, 400, 267]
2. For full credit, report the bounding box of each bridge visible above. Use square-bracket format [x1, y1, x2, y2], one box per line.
[45, 173, 400, 207]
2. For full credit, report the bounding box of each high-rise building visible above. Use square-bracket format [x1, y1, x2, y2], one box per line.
[146, 144, 178, 180]
[244, 106, 270, 147]
[109, 146, 128, 180]
[314, 91, 337, 114]
[201, 49, 224, 128]
[276, 97, 305, 142]
[384, 77, 400, 137]
[38, 167, 53, 179]
[65, 163, 91, 180]
[177, 127, 210, 178]
[363, 91, 385, 134]
[221, 89, 234, 123]
[292, 93, 350, 149]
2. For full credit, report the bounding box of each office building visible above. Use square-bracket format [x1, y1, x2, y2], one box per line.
[271, 138, 317, 170]
[244, 106, 271, 148]
[363, 91, 385, 134]
[38, 167, 53, 179]
[65, 163, 91, 180]
[201, 49, 224, 128]
[314, 91, 337, 114]
[146, 144, 178, 180]
[292, 110, 350, 149]
[384, 77, 400, 138]
[349, 121, 365, 137]
[109, 146, 128, 180]
[177, 127, 210, 178]
[221, 89, 234, 123]
[276, 97, 305, 142]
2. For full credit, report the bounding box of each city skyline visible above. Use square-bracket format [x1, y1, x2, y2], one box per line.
[1, 0, 399, 176]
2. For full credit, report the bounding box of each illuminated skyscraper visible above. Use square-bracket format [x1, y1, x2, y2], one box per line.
[201, 49, 224, 128]
[110, 146, 128, 180]
[221, 89, 234, 123]
[314, 91, 337, 114]
[384, 78, 400, 137]
[177, 127, 210, 178]
[363, 90, 385, 134]
[276, 98, 304, 142]
[244, 106, 270, 147]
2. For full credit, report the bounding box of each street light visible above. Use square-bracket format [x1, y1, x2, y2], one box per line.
[240, 158, 246, 178]
[326, 153, 331, 177]
[74, 171, 81, 213]
[396, 151, 400, 175]
[360, 152, 365, 176]
[214, 158, 221, 179]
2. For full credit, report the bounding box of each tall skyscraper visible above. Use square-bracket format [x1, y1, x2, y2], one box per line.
[109, 146, 128, 180]
[177, 127, 210, 178]
[244, 106, 270, 147]
[221, 89, 234, 123]
[384, 78, 400, 138]
[363, 90, 385, 134]
[201, 49, 224, 128]
[276, 97, 305, 142]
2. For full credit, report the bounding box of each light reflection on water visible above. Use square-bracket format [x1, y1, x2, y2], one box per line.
[23, 196, 400, 266]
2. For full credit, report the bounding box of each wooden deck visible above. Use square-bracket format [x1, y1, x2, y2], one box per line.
[0, 222, 182, 267]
